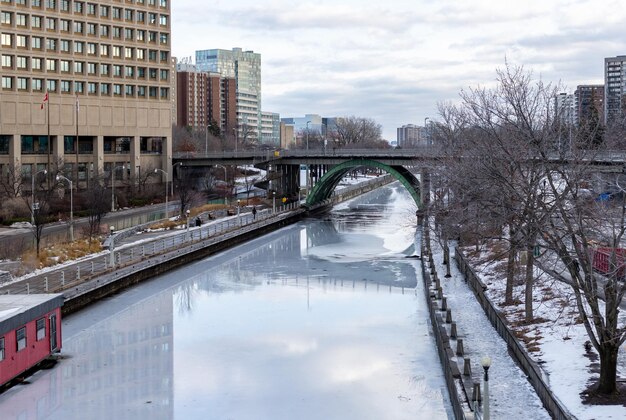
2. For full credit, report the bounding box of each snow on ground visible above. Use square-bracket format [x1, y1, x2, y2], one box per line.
[428, 240, 551, 419]
[464, 244, 626, 419]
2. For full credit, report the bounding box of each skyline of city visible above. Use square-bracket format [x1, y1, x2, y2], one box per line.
[171, 0, 626, 141]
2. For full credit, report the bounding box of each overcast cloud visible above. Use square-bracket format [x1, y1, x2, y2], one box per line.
[172, 0, 626, 141]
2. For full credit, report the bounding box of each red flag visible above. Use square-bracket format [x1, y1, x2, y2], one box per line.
[40, 92, 48, 110]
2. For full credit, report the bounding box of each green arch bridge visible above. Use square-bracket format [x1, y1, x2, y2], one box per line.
[304, 159, 422, 210]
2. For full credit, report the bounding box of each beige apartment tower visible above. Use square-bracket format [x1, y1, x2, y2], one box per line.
[0, 0, 172, 189]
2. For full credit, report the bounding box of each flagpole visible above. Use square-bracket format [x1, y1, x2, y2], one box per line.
[75, 95, 79, 190]
[47, 90, 50, 188]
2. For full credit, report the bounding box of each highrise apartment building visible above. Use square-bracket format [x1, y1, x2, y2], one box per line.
[574, 85, 604, 126]
[555, 93, 575, 125]
[195, 48, 261, 140]
[397, 124, 427, 148]
[604, 55, 626, 125]
[260, 111, 279, 146]
[0, 0, 173, 189]
[175, 63, 237, 137]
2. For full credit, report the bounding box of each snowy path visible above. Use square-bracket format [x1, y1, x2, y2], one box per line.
[428, 240, 551, 419]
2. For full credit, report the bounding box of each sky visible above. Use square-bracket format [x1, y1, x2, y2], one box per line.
[171, 0, 626, 141]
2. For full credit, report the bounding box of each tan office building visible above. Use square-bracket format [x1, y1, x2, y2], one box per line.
[0, 0, 172, 189]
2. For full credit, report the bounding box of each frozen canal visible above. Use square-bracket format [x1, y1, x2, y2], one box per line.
[0, 184, 453, 419]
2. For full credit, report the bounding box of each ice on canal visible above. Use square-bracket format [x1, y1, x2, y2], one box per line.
[0, 184, 452, 419]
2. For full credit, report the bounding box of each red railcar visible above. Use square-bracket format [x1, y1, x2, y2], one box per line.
[591, 247, 626, 279]
[0, 294, 64, 388]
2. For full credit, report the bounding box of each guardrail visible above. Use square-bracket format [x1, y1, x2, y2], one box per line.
[0, 203, 301, 296]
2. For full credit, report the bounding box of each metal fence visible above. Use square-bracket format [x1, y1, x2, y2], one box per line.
[1, 203, 301, 296]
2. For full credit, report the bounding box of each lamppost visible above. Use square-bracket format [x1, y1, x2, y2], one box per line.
[424, 117, 430, 146]
[172, 162, 183, 198]
[31, 169, 47, 225]
[272, 191, 276, 214]
[55, 174, 74, 242]
[214, 164, 228, 205]
[233, 127, 238, 154]
[481, 356, 492, 420]
[154, 168, 168, 219]
[111, 164, 125, 212]
[185, 209, 191, 240]
[237, 199, 241, 224]
[306, 120, 311, 151]
[109, 225, 115, 267]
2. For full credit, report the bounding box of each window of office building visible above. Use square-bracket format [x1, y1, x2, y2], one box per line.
[1, 12, 12, 25]
[46, 38, 56, 51]
[45, 17, 56, 30]
[17, 77, 27, 90]
[1, 54, 12, 68]
[1, 33, 13, 47]
[16, 34, 27, 47]
[31, 57, 42, 69]
[46, 79, 57, 92]
[32, 78, 43, 91]
[46, 58, 56, 71]
[1, 76, 13, 89]
[16, 56, 26, 69]
[32, 36, 43, 49]
[16, 13, 27, 26]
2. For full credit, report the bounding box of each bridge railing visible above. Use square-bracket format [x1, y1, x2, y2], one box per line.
[173, 146, 443, 161]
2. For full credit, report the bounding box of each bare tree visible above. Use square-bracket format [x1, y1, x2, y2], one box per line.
[175, 168, 197, 217]
[439, 61, 626, 396]
[0, 164, 23, 199]
[539, 147, 626, 395]
[437, 64, 560, 313]
[82, 175, 110, 239]
[331, 116, 383, 148]
[28, 171, 56, 257]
